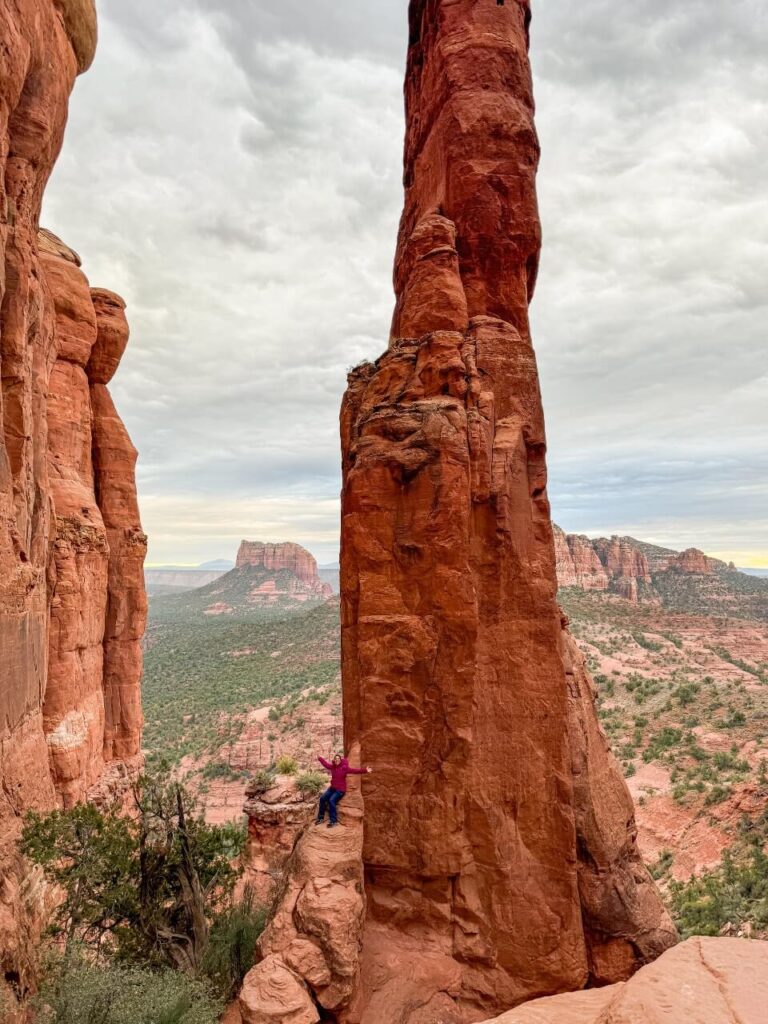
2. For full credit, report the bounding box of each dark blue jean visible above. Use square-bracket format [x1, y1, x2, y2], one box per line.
[318, 786, 345, 823]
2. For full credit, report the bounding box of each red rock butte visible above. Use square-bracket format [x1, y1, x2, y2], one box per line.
[235, 540, 333, 600]
[337, 1, 676, 1020]
[0, 0, 145, 981]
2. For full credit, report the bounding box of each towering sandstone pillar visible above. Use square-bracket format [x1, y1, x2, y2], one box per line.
[1, 0, 145, 866]
[338, 1, 675, 1020]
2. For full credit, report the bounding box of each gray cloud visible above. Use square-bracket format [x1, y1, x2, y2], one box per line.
[42, 0, 767, 566]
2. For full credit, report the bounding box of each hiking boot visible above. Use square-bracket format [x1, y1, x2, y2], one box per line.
[315, 818, 324, 825]
[327, 821, 338, 828]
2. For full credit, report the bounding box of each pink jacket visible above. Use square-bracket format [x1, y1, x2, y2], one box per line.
[318, 756, 367, 793]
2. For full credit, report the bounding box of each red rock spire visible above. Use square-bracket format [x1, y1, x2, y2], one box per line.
[337, 1, 676, 1019]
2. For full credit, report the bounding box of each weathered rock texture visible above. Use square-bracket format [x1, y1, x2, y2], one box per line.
[239, 746, 366, 1024]
[553, 527, 609, 591]
[478, 937, 768, 1024]
[243, 775, 317, 904]
[0, 0, 144, 995]
[334, 2, 675, 1021]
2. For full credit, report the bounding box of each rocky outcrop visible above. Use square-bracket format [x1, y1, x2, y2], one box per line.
[478, 937, 767, 1024]
[334, 2, 674, 1021]
[243, 776, 317, 904]
[667, 547, 715, 574]
[554, 530, 728, 601]
[39, 236, 146, 807]
[237, 542, 328, 590]
[554, 527, 609, 591]
[239, 747, 366, 1024]
[593, 536, 652, 588]
[0, 0, 145, 991]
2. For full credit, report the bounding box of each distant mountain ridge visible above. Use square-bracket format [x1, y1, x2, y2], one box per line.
[554, 526, 768, 620]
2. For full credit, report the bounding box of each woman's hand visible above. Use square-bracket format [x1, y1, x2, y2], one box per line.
[366, 767, 373, 773]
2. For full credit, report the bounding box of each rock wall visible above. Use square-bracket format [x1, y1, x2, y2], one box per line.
[336, 2, 675, 1021]
[0, 0, 145, 988]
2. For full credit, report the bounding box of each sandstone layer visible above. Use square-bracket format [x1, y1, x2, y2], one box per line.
[479, 937, 767, 1024]
[334, 2, 675, 1020]
[0, 0, 145, 996]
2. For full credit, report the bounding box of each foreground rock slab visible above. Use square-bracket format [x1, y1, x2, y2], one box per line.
[480, 937, 768, 1024]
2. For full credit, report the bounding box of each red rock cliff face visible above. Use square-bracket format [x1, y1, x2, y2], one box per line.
[338, 2, 675, 1021]
[1, 0, 144, 851]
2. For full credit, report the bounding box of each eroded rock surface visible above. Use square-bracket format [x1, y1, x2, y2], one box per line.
[479, 937, 768, 1024]
[243, 776, 317, 904]
[336, 1, 675, 1020]
[0, 0, 145, 995]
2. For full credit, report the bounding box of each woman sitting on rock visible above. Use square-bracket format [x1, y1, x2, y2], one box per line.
[316, 752, 371, 828]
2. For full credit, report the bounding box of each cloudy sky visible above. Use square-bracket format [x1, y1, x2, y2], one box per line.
[44, 0, 767, 568]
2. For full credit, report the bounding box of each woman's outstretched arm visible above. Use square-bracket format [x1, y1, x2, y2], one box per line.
[346, 765, 372, 775]
[318, 755, 333, 771]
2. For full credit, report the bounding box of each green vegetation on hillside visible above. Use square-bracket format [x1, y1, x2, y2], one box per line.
[20, 771, 265, 1019]
[667, 807, 768, 939]
[149, 564, 328, 622]
[652, 567, 768, 621]
[142, 599, 340, 764]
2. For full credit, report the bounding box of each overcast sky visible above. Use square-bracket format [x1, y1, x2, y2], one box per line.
[43, 0, 767, 568]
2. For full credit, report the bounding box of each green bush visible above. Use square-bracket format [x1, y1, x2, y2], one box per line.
[36, 957, 222, 1024]
[670, 847, 768, 938]
[200, 761, 242, 782]
[201, 888, 266, 1000]
[246, 768, 275, 796]
[295, 771, 327, 796]
[21, 770, 245, 973]
[275, 755, 298, 775]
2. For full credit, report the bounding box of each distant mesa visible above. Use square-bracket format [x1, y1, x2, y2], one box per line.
[148, 540, 333, 618]
[237, 540, 323, 585]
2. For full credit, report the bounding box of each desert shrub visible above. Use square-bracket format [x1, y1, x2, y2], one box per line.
[275, 755, 298, 775]
[246, 769, 275, 796]
[651, 849, 674, 880]
[718, 708, 746, 729]
[201, 761, 242, 782]
[670, 847, 768, 938]
[643, 727, 683, 762]
[35, 956, 221, 1024]
[201, 888, 266, 1000]
[704, 784, 731, 806]
[673, 682, 700, 707]
[295, 771, 327, 796]
[21, 770, 246, 973]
